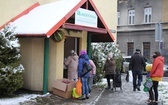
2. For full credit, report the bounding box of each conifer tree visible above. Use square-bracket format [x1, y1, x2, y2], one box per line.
[91, 42, 123, 83]
[0, 24, 24, 96]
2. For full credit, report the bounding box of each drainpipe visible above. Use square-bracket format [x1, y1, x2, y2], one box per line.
[87, 33, 91, 58]
[43, 38, 49, 94]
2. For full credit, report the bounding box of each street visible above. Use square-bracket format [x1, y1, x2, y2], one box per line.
[95, 74, 167, 105]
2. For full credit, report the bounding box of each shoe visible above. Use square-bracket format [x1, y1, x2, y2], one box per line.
[86, 97, 89, 99]
[145, 99, 152, 103]
[136, 86, 140, 91]
[152, 100, 159, 104]
[133, 88, 136, 91]
[105, 86, 111, 89]
[79, 95, 86, 100]
[86, 94, 90, 99]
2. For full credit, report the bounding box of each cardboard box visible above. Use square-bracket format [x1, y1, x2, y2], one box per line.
[52, 78, 76, 99]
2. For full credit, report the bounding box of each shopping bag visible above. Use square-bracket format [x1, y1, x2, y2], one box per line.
[76, 78, 82, 96]
[143, 78, 153, 92]
[72, 88, 81, 99]
[128, 70, 133, 82]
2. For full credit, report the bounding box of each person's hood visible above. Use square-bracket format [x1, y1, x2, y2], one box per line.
[79, 54, 89, 60]
[80, 50, 87, 56]
[71, 55, 78, 61]
[156, 56, 164, 63]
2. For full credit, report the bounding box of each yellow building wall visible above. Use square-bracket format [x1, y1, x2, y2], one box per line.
[93, 0, 117, 42]
[62, 29, 88, 53]
[20, 38, 44, 91]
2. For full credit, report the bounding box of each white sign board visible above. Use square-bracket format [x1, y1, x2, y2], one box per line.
[75, 8, 97, 27]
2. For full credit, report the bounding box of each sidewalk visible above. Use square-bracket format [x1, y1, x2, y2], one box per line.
[20, 74, 164, 105]
[20, 83, 104, 105]
[96, 74, 162, 105]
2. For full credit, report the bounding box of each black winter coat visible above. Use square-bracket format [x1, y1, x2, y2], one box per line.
[129, 52, 146, 71]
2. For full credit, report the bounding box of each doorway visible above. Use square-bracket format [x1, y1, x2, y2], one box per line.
[63, 37, 79, 78]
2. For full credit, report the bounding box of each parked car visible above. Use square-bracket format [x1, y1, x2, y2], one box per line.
[122, 56, 168, 76]
[163, 64, 168, 77]
[122, 56, 131, 72]
[122, 56, 147, 74]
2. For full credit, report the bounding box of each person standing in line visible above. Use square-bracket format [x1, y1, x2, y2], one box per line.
[129, 49, 146, 91]
[149, 51, 164, 104]
[88, 59, 96, 93]
[64, 50, 79, 81]
[78, 50, 90, 100]
[103, 52, 116, 90]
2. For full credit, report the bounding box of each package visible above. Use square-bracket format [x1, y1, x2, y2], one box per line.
[52, 78, 76, 99]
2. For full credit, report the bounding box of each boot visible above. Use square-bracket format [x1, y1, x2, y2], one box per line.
[105, 86, 111, 89]
[79, 94, 86, 100]
[136, 86, 140, 91]
[86, 94, 90, 99]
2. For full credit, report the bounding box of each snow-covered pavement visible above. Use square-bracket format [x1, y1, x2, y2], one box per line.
[0, 76, 168, 105]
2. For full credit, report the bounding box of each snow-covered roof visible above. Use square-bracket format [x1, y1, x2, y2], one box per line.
[12, 0, 84, 37]
[8, 0, 115, 42]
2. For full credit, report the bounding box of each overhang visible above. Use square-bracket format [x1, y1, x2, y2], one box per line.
[1, 0, 115, 42]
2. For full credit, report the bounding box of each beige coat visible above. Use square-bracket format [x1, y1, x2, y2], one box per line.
[64, 55, 79, 80]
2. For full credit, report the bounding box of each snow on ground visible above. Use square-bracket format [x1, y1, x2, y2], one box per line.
[0, 79, 168, 105]
[0, 93, 50, 105]
[0, 94, 39, 105]
[158, 81, 168, 104]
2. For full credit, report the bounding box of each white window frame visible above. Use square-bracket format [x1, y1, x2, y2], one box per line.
[117, 11, 120, 25]
[144, 7, 152, 23]
[128, 9, 135, 25]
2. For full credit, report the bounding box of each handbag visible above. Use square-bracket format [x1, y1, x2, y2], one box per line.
[81, 61, 92, 77]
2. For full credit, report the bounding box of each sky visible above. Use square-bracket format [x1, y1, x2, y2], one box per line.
[0, 79, 168, 105]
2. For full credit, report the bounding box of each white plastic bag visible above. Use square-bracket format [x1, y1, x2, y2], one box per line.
[128, 70, 133, 82]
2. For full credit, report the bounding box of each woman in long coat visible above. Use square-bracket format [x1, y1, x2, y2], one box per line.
[64, 50, 79, 81]
[103, 52, 116, 90]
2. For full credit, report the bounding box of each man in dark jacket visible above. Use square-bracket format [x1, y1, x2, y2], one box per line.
[129, 49, 146, 91]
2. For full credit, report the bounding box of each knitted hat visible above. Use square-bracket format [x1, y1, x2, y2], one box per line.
[80, 50, 87, 55]
[154, 51, 161, 56]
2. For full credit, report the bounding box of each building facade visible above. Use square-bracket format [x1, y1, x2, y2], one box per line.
[117, 0, 168, 63]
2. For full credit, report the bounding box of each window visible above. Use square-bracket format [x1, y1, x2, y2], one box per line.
[127, 42, 134, 56]
[144, 7, 152, 23]
[117, 11, 120, 25]
[143, 42, 150, 59]
[128, 9, 135, 25]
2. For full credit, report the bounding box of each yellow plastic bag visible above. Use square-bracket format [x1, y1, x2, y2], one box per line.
[72, 88, 81, 98]
[76, 78, 82, 96]
[146, 64, 152, 72]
